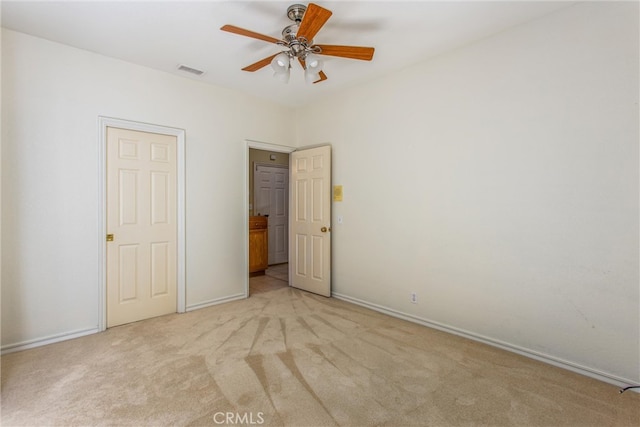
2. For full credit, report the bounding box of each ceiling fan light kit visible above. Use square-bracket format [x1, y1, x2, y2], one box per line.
[271, 52, 290, 71]
[274, 69, 291, 84]
[304, 53, 322, 71]
[271, 52, 291, 82]
[221, 3, 375, 84]
[305, 70, 321, 84]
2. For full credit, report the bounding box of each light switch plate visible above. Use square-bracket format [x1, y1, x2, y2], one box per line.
[333, 185, 343, 201]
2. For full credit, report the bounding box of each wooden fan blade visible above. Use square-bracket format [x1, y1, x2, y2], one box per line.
[297, 3, 333, 42]
[315, 71, 328, 84]
[220, 25, 281, 44]
[298, 58, 328, 84]
[315, 45, 375, 61]
[242, 53, 279, 72]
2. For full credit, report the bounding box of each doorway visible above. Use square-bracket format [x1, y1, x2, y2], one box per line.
[244, 140, 332, 298]
[248, 148, 290, 295]
[245, 141, 296, 297]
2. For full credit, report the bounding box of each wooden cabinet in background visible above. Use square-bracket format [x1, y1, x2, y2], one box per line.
[249, 216, 268, 274]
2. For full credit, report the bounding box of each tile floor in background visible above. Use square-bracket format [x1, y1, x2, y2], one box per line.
[249, 263, 288, 295]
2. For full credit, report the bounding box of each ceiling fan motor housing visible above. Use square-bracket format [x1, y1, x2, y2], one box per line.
[281, 23, 316, 58]
[282, 24, 299, 43]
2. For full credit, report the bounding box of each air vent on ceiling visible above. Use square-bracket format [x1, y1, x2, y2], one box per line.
[177, 64, 205, 76]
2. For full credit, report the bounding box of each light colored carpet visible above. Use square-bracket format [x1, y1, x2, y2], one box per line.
[2, 287, 639, 426]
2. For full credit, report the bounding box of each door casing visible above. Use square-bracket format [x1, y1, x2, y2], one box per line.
[98, 117, 186, 331]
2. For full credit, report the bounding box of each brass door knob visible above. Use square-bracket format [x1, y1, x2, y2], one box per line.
[320, 226, 331, 233]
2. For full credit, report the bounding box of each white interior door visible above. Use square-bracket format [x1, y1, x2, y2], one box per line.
[254, 164, 289, 265]
[106, 127, 177, 327]
[290, 145, 331, 297]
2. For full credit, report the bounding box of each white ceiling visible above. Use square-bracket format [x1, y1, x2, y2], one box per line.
[1, 1, 574, 108]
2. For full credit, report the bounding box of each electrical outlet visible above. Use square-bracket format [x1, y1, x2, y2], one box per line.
[410, 292, 417, 304]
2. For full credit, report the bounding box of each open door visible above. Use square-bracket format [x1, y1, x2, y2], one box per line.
[290, 145, 331, 297]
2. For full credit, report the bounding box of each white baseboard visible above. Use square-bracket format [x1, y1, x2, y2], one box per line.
[0, 294, 247, 354]
[186, 293, 246, 312]
[3, 292, 636, 393]
[1, 327, 100, 355]
[332, 292, 639, 390]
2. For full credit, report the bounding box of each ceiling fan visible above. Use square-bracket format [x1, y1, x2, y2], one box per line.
[220, 3, 375, 84]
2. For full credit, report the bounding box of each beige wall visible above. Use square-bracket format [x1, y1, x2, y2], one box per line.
[248, 149, 289, 216]
[295, 1, 639, 384]
[1, 29, 295, 348]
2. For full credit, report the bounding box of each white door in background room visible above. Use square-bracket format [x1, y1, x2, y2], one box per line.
[106, 127, 177, 327]
[254, 164, 289, 265]
[290, 145, 332, 297]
